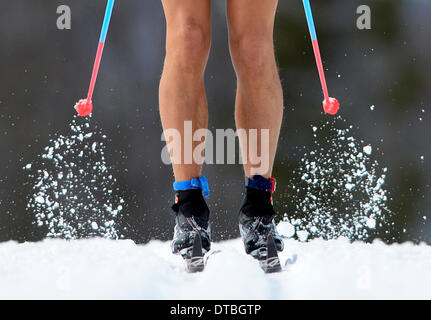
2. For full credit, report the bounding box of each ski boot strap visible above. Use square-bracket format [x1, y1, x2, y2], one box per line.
[245, 175, 277, 193]
[173, 176, 210, 198]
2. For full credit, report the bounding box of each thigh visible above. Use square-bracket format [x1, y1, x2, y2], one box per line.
[161, 0, 211, 33]
[226, 0, 278, 37]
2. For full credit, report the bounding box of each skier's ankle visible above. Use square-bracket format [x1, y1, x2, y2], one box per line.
[172, 189, 210, 229]
[171, 176, 210, 227]
[173, 176, 210, 198]
[240, 175, 277, 218]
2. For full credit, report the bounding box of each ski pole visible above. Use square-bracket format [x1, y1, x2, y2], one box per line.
[302, 0, 340, 115]
[75, 0, 115, 117]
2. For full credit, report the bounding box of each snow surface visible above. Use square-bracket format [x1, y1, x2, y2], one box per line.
[0, 237, 430, 300]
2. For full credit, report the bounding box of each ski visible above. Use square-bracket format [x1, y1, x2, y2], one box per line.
[204, 249, 222, 265]
[182, 234, 287, 273]
[258, 235, 282, 273]
[284, 254, 298, 267]
[184, 233, 205, 273]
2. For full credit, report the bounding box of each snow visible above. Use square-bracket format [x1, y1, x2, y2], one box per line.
[277, 221, 295, 238]
[289, 119, 388, 241]
[35, 196, 45, 204]
[26, 117, 124, 240]
[0, 237, 430, 300]
[363, 145, 372, 155]
[296, 230, 309, 242]
[365, 217, 376, 229]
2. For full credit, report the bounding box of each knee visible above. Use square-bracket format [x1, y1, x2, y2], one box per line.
[229, 32, 274, 78]
[167, 18, 211, 71]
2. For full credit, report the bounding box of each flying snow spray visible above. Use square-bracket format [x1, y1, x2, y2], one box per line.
[280, 117, 390, 242]
[303, 0, 340, 115]
[26, 1, 125, 239]
[75, 0, 115, 117]
[25, 116, 125, 239]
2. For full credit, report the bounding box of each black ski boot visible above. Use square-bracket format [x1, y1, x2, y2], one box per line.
[239, 176, 284, 270]
[171, 189, 211, 259]
[239, 211, 284, 258]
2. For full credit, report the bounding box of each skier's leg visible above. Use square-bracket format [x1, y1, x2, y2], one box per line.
[159, 0, 211, 182]
[227, 0, 284, 256]
[160, 0, 212, 257]
[227, 0, 283, 178]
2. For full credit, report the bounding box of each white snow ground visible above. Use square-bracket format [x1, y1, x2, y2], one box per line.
[0, 237, 430, 300]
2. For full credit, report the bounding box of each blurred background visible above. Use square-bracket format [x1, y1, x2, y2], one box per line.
[0, 0, 429, 244]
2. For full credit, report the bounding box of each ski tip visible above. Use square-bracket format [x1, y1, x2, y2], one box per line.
[192, 233, 203, 258]
[266, 235, 278, 258]
[262, 235, 282, 273]
[186, 233, 205, 273]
